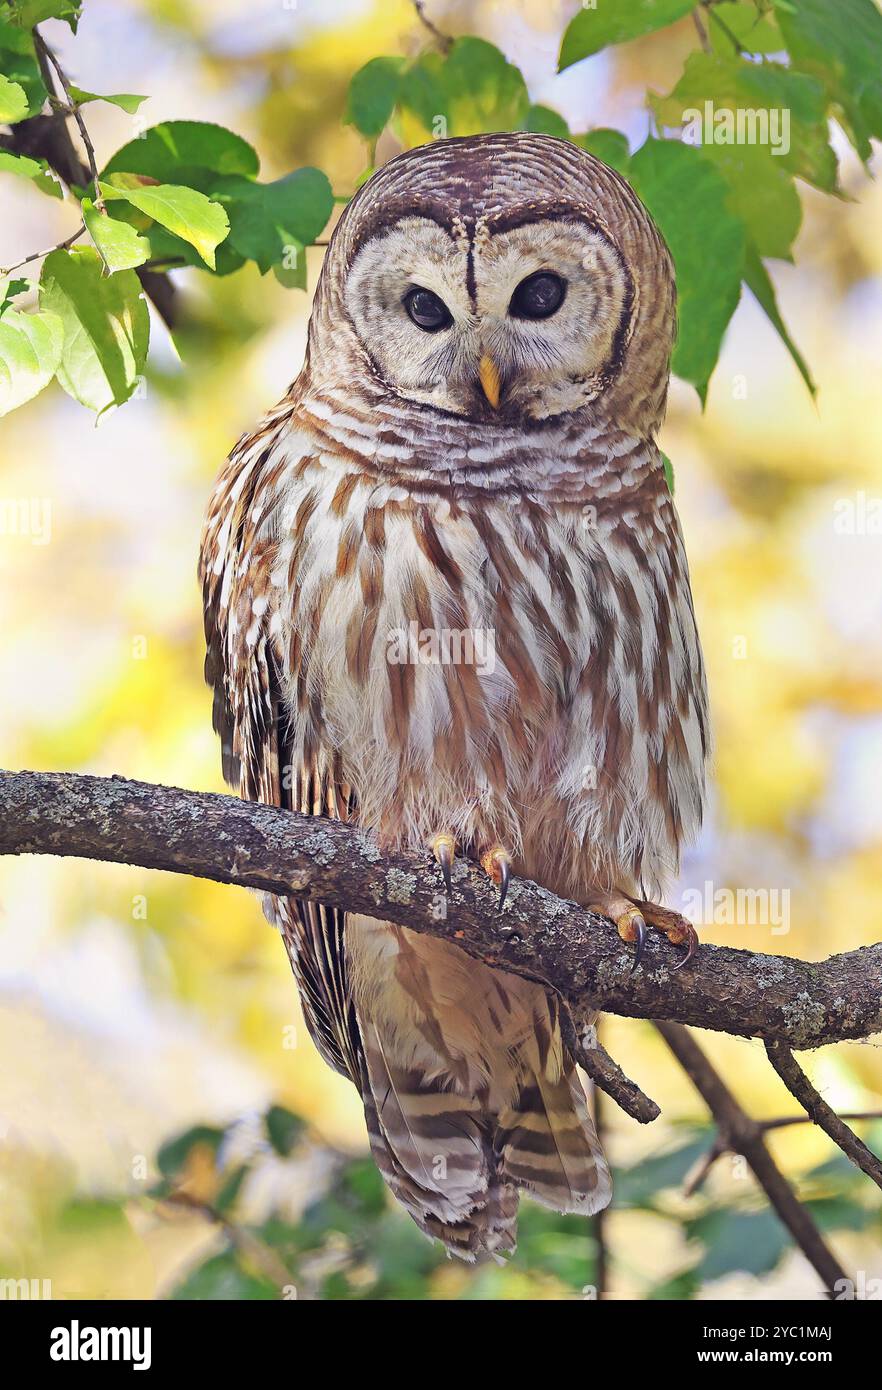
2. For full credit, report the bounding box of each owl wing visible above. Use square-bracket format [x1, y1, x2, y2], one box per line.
[199, 426, 360, 1081]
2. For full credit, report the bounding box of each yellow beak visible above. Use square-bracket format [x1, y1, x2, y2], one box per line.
[478, 353, 501, 409]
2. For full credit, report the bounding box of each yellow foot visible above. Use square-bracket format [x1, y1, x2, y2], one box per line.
[587, 891, 698, 973]
[633, 898, 699, 971]
[430, 831, 456, 894]
[480, 844, 513, 910]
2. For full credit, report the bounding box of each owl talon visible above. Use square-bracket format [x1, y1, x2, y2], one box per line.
[431, 832, 456, 895]
[633, 899, 699, 970]
[630, 916, 647, 973]
[588, 894, 649, 971]
[481, 845, 512, 910]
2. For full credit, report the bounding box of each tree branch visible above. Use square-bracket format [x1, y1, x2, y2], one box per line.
[33, 30, 104, 213]
[412, 1, 453, 52]
[1, 769, 881, 1054]
[765, 1041, 882, 1192]
[656, 1022, 848, 1295]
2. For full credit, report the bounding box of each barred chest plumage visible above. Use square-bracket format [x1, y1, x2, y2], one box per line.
[236, 404, 709, 906]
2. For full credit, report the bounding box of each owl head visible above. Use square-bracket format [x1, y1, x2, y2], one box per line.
[308, 133, 676, 436]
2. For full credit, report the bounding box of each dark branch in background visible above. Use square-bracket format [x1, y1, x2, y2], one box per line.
[656, 1022, 848, 1296]
[765, 1041, 882, 1193]
[412, 1, 453, 53]
[1, 30, 177, 327]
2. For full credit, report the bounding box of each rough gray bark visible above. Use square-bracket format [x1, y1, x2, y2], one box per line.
[2, 768, 881, 1052]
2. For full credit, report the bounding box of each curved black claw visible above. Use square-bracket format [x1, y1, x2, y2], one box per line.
[437, 841, 453, 895]
[671, 927, 699, 972]
[630, 915, 647, 974]
[497, 857, 510, 912]
[431, 833, 456, 896]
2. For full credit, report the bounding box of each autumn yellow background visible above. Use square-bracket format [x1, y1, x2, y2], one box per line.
[1, 0, 881, 1300]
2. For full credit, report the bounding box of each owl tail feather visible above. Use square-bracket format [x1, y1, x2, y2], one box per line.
[495, 1063, 612, 1217]
[356, 1015, 610, 1261]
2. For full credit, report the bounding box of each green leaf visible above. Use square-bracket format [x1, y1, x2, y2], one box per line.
[402, 38, 529, 137]
[39, 246, 149, 413]
[214, 1164, 249, 1215]
[265, 1105, 306, 1156]
[398, 55, 449, 135]
[0, 72, 29, 124]
[0, 20, 47, 116]
[630, 138, 746, 402]
[272, 239, 307, 290]
[438, 37, 530, 135]
[0, 150, 63, 197]
[661, 450, 675, 494]
[218, 168, 333, 275]
[700, 142, 802, 260]
[3, 0, 80, 26]
[103, 120, 259, 184]
[100, 180, 229, 269]
[708, 1, 786, 54]
[156, 1124, 225, 1178]
[559, 0, 695, 69]
[650, 51, 839, 192]
[775, 0, 882, 162]
[577, 127, 632, 174]
[0, 306, 62, 415]
[345, 56, 403, 138]
[83, 198, 150, 273]
[690, 1208, 790, 1280]
[744, 246, 816, 395]
[69, 85, 147, 115]
[171, 1251, 278, 1301]
[0, 278, 30, 314]
[523, 104, 571, 140]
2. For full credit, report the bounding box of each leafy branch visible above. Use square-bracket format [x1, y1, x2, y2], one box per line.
[3, 0, 882, 420]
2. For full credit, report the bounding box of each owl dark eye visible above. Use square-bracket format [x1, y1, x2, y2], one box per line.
[403, 286, 452, 332]
[509, 271, 567, 320]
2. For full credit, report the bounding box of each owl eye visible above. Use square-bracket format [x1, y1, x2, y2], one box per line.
[509, 271, 567, 320]
[403, 286, 452, 332]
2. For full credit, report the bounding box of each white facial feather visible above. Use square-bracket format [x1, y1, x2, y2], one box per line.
[343, 214, 632, 420]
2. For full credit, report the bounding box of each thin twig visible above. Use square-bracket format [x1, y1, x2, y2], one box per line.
[562, 1010, 660, 1123]
[692, 8, 712, 54]
[413, 1, 453, 52]
[657, 1022, 849, 1296]
[682, 1111, 882, 1194]
[33, 30, 104, 213]
[0, 224, 84, 276]
[683, 1134, 726, 1198]
[762, 1110, 882, 1134]
[159, 1191, 293, 1290]
[706, 4, 747, 55]
[592, 1068, 609, 1298]
[766, 1041, 882, 1193]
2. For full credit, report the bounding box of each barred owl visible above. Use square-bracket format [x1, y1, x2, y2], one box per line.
[200, 134, 709, 1260]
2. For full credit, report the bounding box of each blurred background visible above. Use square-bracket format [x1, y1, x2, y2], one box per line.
[1, 0, 881, 1300]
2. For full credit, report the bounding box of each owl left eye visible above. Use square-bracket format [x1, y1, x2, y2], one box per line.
[509, 271, 567, 320]
[403, 286, 452, 332]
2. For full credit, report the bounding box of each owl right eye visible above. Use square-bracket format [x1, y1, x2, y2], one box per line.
[403, 286, 452, 332]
